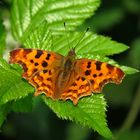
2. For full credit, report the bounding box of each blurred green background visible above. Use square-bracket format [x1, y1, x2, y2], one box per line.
[0, 0, 140, 140]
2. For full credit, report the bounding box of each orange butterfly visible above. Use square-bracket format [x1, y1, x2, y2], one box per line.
[9, 48, 125, 105]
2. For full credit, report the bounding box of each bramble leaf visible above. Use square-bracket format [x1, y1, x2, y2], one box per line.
[42, 94, 112, 138]
[11, 0, 100, 40]
[0, 58, 34, 105]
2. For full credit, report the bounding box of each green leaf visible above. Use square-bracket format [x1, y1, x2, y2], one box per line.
[51, 32, 129, 56]
[0, 104, 11, 127]
[24, 21, 52, 50]
[42, 94, 112, 139]
[0, 20, 6, 57]
[11, 0, 100, 40]
[0, 58, 34, 105]
[120, 66, 139, 75]
[24, 29, 128, 56]
[12, 95, 33, 112]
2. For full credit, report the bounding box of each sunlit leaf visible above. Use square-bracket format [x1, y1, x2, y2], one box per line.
[43, 94, 112, 138]
[11, 0, 100, 40]
[0, 58, 34, 105]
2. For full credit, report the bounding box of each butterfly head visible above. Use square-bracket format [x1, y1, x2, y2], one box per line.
[67, 48, 76, 59]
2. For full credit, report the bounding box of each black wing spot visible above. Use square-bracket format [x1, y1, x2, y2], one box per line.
[90, 79, 94, 84]
[35, 50, 43, 58]
[87, 61, 91, 68]
[42, 61, 48, 67]
[93, 74, 97, 78]
[30, 59, 34, 63]
[46, 53, 51, 60]
[35, 62, 39, 66]
[43, 70, 48, 73]
[95, 61, 102, 70]
[99, 73, 103, 76]
[85, 70, 91, 76]
[81, 77, 86, 81]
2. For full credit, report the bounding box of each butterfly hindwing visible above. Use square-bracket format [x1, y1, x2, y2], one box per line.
[61, 76, 92, 105]
[76, 59, 125, 92]
[29, 68, 56, 98]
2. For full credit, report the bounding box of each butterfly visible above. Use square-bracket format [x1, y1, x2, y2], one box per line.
[9, 48, 125, 105]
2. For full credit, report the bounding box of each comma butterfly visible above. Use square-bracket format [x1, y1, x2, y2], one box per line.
[9, 48, 125, 105]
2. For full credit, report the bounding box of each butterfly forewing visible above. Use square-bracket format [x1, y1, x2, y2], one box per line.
[10, 48, 63, 79]
[10, 48, 63, 98]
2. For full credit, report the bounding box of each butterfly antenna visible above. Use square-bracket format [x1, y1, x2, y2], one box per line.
[74, 27, 90, 49]
[64, 22, 71, 50]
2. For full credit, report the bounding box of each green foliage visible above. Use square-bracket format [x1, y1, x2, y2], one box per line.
[0, 58, 34, 106]
[43, 94, 112, 138]
[24, 22, 53, 50]
[0, 104, 11, 128]
[0, 0, 138, 139]
[11, 0, 100, 40]
[0, 21, 6, 57]
[11, 95, 33, 112]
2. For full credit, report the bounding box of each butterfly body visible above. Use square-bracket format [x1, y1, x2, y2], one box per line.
[10, 48, 125, 105]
